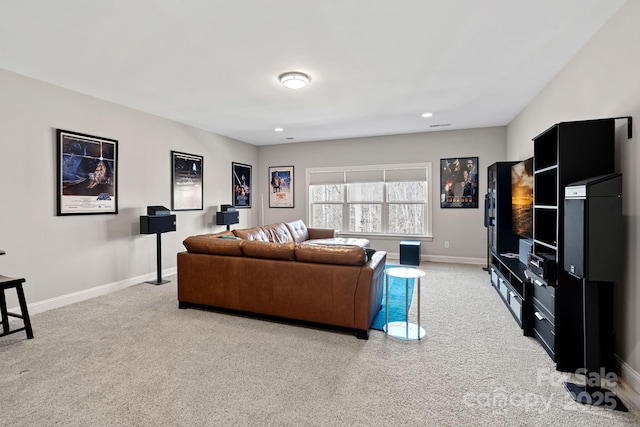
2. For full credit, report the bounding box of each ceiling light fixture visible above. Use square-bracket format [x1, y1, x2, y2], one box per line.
[421, 112, 433, 118]
[279, 72, 310, 89]
[274, 127, 284, 132]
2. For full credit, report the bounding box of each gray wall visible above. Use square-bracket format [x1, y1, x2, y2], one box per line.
[507, 0, 640, 392]
[257, 127, 507, 262]
[0, 69, 257, 310]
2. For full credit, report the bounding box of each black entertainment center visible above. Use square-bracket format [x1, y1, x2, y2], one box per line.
[487, 118, 632, 411]
[487, 161, 532, 334]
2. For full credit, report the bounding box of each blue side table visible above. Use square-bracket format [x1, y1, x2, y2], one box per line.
[400, 240, 421, 266]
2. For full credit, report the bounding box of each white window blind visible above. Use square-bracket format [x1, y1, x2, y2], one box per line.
[307, 163, 432, 237]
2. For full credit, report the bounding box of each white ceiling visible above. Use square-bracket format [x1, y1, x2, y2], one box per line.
[0, 1, 626, 146]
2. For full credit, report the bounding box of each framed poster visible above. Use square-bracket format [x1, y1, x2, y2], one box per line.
[440, 157, 479, 208]
[269, 166, 294, 208]
[56, 129, 118, 215]
[171, 151, 203, 211]
[232, 162, 252, 208]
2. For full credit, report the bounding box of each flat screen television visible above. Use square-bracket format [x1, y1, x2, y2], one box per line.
[511, 157, 534, 239]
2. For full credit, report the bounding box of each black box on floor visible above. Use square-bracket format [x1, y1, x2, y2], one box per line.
[400, 240, 421, 266]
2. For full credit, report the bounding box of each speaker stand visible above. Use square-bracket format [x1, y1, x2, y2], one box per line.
[564, 382, 628, 412]
[564, 279, 627, 412]
[145, 232, 170, 285]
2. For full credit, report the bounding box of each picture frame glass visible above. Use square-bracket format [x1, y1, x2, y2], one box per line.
[269, 166, 294, 208]
[171, 151, 203, 211]
[440, 157, 479, 208]
[232, 162, 252, 208]
[56, 129, 118, 215]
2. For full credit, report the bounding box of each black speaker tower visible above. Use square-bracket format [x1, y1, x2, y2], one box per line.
[563, 174, 627, 412]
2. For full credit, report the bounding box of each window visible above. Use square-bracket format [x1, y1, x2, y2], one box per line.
[307, 164, 432, 237]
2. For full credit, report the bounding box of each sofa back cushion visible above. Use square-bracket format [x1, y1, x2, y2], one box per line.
[241, 240, 296, 260]
[260, 222, 294, 243]
[295, 243, 367, 266]
[233, 226, 270, 241]
[233, 222, 294, 243]
[285, 219, 310, 243]
[183, 235, 243, 256]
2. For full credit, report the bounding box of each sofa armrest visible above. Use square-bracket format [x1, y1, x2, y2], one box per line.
[307, 227, 335, 239]
[366, 250, 386, 271]
[352, 250, 387, 331]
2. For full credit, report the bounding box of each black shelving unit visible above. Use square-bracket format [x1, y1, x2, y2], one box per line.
[529, 118, 618, 373]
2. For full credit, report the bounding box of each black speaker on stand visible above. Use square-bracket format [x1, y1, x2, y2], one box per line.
[563, 174, 627, 412]
[216, 205, 239, 231]
[140, 206, 176, 285]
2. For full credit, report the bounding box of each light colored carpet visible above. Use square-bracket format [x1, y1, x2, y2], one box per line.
[1, 261, 639, 426]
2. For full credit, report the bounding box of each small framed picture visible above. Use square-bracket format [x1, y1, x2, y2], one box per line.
[171, 151, 203, 211]
[232, 162, 252, 208]
[440, 157, 479, 208]
[269, 166, 294, 208]
[56, 129, 118, 215]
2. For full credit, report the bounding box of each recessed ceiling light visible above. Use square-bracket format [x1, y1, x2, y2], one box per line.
[274, 128, 284, 132]
[279, 72, 310, 89]
[421, 112, 433, 118]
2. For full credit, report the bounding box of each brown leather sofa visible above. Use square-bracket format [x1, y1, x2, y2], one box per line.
[177, 219, 387, 339]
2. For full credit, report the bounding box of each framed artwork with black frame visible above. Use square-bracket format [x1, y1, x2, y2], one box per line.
[56, 129, 118, 216]
[171, 151, 203, 211]
[232, 162, 252, 208]
[440, 157, 479, 208]
[269, 165, 294, 208]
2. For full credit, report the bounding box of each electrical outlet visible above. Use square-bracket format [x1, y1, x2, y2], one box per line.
[444, 241, 450, 249]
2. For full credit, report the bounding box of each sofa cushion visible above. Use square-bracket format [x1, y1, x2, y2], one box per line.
[233, 226, 270, 241]
[285, 219, 310, 243]
[259, 222, 295, 243]
[295, 243, 367, 266]
[307, 238, 370, 248]
[241, 240, 296, 260]
[183, 235, 244, 256]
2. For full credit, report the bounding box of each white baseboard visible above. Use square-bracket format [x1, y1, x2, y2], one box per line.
[388, 253, 486, 266]
[424, 254, 486, 265]
[10, 267, 177, 316]
[615, 353, 640, 405]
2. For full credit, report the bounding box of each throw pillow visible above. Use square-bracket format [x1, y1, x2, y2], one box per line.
[365, 247, 376, 261]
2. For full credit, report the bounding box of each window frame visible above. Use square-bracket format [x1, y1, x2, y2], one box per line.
[306, 163, 433, 238]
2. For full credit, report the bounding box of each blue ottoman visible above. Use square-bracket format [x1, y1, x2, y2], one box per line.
[400, 240, 421, 266]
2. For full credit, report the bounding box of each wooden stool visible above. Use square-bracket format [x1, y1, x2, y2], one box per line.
[0, 275, 33, 339]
